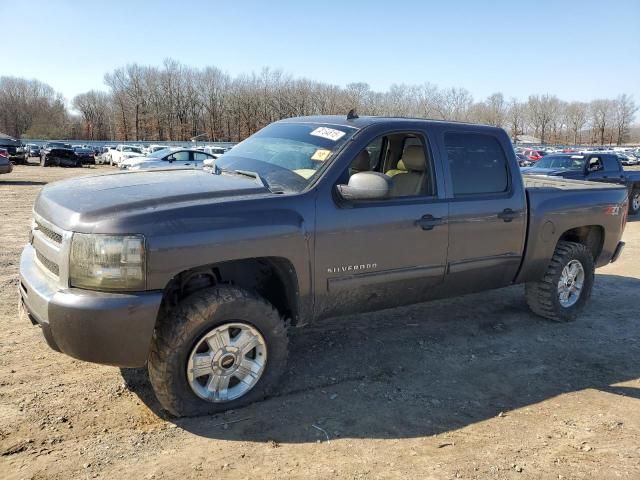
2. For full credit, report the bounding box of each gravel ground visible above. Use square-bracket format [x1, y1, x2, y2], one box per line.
[1, 164, 640, 479]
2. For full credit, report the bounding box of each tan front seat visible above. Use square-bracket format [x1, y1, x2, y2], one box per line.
[390, 145, 426, 196]
[349, 150, 371, 175]
[385, 160, 406, 177]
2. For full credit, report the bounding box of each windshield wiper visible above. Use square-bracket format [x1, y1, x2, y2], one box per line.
[221, 168, 284, 194]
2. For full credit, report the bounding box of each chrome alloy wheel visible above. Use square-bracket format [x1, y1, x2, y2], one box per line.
[633, 192, 640, 212]
[186, 322, 267, 403]
[557, 259, 585, 308]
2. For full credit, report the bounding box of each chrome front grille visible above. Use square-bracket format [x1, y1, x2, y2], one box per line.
[36, 250, 60, 276]
[35, 220, 62, 244]
[31, 214, 70, 286]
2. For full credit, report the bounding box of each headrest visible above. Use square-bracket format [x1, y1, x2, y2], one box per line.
[351, 149, 371, 171]
[401, 145, 426, 171]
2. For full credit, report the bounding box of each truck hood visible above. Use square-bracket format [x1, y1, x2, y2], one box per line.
[35, 169, 270, 231]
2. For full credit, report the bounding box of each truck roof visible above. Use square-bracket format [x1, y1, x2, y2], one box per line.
[276, 115, 499, 131]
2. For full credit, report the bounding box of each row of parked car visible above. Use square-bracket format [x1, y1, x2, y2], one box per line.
[14, 142, 233, 170]
[519, 150, 640, 214]
[515, 146, 640, 167]
[98, 144, 231, 171]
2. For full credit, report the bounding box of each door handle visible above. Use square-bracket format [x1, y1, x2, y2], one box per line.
[416, 214, 445, 230]
[497, 208, 519, 222]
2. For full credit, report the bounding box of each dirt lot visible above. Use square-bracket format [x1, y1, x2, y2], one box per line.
[1, 164, 639, 479]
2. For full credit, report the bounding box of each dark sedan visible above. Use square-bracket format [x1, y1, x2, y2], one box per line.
[0, 135, 26, 164]
[41, 148, 83, 167]
[73, 147, 96, 165]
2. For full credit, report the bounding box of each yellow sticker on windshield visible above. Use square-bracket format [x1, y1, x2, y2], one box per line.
[311, 149, 332, 161]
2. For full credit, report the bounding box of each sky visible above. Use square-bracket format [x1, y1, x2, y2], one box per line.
[2, 0, 639, 105]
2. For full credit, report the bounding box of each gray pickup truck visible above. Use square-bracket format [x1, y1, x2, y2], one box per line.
[19, 115, 628, 416]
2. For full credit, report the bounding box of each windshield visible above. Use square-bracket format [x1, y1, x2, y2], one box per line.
[215, 122, 356, 193]
[148, 148, 174, 158]
[123, 146, 142, 153]
[532, 155, 585, 170]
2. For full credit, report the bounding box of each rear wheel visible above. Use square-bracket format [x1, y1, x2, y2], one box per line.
[629, 189, 640, 215]
[148, 286, 289, 417]
[525, 241, 594, 322]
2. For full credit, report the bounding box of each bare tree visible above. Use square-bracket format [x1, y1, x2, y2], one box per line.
[565, 102, 588, 145]
[612, 94, 638, 145]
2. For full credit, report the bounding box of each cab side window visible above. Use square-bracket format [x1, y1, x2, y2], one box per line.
[445, 133, 509, 196]
[602, 155, 620, 172]
[588, 156, 603, 172]
[346, 133, 435, 198]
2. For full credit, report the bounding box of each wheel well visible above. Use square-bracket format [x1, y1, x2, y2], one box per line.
[558, 225, 603, 261]
[160, 257, 299, 325]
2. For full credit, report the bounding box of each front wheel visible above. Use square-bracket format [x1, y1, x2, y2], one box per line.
[629, 189, 640, 215]
[525, 241, 595, 322]
[148, 286, 289, 417]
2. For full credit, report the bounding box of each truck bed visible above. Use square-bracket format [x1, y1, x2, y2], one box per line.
[523, 175, 626, 191]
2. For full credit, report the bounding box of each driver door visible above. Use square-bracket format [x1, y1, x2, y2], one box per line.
[314, 128, 449, 320]
[165, 151, 192, 168]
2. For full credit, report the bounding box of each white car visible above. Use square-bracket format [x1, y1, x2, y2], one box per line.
[142, 144, 169, 155]
[120, 148, 216, 171]
[109, 145, 145, 166]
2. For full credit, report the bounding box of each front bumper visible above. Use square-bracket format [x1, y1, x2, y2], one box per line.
[19, 244, 163, 367]
[0, 163, 12, 174]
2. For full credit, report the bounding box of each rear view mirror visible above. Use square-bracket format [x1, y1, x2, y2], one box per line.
[336, 172, 391, 201]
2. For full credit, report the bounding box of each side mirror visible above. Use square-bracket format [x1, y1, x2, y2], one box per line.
[336, 172, 391, 201]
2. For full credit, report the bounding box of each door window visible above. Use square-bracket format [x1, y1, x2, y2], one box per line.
[345, 133, 435, 198]
[194, 152, 212, 161]
[587, 156, 603, 172]
[602, 155, 619, 172]
[166, 151, 190, 162]
[445, 133, 509, 196]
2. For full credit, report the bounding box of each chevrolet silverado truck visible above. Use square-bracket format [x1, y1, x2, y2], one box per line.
[522, 152, 640, 214]
[19, 115, 628, 416]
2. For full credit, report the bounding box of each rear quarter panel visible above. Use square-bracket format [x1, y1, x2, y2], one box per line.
[516, 177, 628, 283]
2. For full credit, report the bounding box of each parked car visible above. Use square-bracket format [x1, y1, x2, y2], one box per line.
[617, 153, 638, 166]
[521, 152, 640, 214]
[202, 146, 228, 158]
[73, 147, 96, 165]
[26, 144, 41, 158]
[19, 115, 629, 417]
[521, 148, 547, 162]
[0, 134, 26, 164]
[96, 146, 116, 165]
[41, 148, 82, 167]
[142, 144, 167, 155]
[0, 148, 13, 174]
[515, 152, 531, 167]
[120, 148, 216, 171]
[109, 145, 144, 166]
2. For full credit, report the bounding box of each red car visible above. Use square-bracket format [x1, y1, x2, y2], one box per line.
[521, 148, 546, 162]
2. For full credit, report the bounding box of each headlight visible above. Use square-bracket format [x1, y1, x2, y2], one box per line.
[70, 234, 146, 291]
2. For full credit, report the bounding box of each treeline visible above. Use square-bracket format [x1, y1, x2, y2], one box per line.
[1, 59, 638, 145]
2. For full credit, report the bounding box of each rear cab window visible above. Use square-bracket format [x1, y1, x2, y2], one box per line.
[444, 132, 510, 196]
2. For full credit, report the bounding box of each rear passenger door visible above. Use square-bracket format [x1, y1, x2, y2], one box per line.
[586, 154, 624, 183]
[439, 130, 526, 293]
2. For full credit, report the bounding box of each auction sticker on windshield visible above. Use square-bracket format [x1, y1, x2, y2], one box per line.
[311, 149, 332, 161]
[310, 127, 346, 141]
